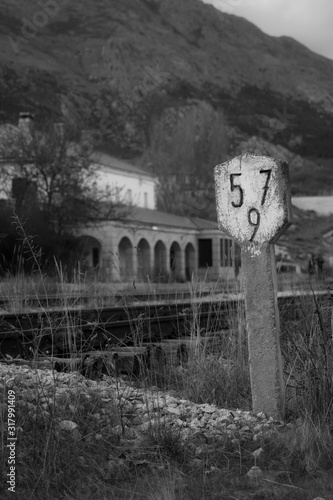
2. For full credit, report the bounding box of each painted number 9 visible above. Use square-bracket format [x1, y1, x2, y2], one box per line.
[229, 169, 271, 242]
[248, 208, 260, 241]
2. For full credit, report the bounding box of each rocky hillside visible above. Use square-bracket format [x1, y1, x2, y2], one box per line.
[0, 0, 333, 194]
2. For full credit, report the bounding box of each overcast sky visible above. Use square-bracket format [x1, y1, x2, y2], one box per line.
[202, 0, 333, 60]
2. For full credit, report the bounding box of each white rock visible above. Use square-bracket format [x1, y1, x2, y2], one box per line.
[188, 458, 204, 468]
[203, 405, 216, 413]
[189, 418, 201, 429]
[123, 426, 137, 438]
[246, 466, 263, 479]
[164, 396, 179, 404]
[252, 447, 264, 459]
[59, 420, 78, 431]
[165, 406, 181, 416]
[113, 425, 123, 434]
[257, 412, 266, 419]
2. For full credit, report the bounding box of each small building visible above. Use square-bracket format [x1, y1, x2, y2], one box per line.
[77, 206, 239, 283]
[0, 113, 239, 283]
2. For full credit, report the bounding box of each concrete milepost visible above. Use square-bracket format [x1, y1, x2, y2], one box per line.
[214, 153, 292, 420]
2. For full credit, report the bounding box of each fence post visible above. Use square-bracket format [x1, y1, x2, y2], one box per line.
[214, 153, 292, 420]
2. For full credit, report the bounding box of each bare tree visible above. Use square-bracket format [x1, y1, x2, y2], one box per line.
[142, 101, 229, 218]
[0, 119, 130, 237]
[0, 118, 131, 272]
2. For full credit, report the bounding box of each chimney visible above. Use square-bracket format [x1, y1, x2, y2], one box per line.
[18, 112, 34, 136]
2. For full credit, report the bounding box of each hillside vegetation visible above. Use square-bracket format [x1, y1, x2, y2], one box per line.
[0, 0, 333, 198]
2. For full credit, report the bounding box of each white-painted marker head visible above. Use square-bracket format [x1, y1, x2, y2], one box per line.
[214, 153, 292, 251]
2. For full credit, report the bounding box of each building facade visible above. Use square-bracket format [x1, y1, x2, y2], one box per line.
[0, 113, 238, 283]
[77, 207, 239, 283]
[91, 152, 156, 210]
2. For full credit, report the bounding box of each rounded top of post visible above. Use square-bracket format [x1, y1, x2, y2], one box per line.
[214, 153, 292, 248]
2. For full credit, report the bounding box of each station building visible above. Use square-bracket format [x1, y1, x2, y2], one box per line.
[0, 113, 240, 283]
[78, 153, 240, 283]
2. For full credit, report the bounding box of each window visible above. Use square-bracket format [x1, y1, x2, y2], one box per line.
[198, 239, 212, 268]
[92, 247, 100, 268]
[144, 192, 148, 208]
[234, 242, 241, 268]
[220, 239, 232, 267]
[126, 189, 132, 203]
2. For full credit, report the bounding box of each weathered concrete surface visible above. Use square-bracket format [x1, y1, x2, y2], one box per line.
[242, 243, 285, 419]
[214, 153, 292, 249]
[214, 153, 293, 420]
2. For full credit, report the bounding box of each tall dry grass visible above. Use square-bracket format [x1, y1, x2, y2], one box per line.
[0, 225, 332, 498]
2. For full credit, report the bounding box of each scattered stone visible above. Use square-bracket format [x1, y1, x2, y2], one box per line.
[0, 363, 286, 449]
[246, 465, 264, 480]
[188, 458, 204, 469]
[257, 412, 266, 419]
[252, 447, 264, 460]
[59, 420, 78, 431]
[165, 406, 181, 416]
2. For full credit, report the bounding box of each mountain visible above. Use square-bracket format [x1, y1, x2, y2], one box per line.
[1, 0, 333, 195]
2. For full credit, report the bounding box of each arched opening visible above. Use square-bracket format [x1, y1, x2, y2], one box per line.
[170, 241, 181, 280]
[118, 237, 133, 280]
[78, 235, 102, 269]
[137, 238, 151, 281]
[154, 240, 167, 280]
[185, 243, 195, 281]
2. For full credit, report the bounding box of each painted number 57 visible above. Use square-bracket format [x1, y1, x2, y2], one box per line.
[230, 169, 272, 241]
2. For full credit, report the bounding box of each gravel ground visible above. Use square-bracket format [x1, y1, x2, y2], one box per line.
[0, 362, 285, 445]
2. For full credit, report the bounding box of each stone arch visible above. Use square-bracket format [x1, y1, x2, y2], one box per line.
[78, 235, 102, 269]
[154, 240, 167, 280]
[170, 241, 182, 280]
[185, 242, 196, 281]
[137, 238, 151, 281]
[118, 236, 133, 280]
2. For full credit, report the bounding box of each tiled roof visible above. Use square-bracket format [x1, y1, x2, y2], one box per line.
[191, 217, 219, 230]
[91, 152, 154, 179]
[126, 207, 219, 231]
[128, 208, 196, 229]
[292, 197, 333, 216]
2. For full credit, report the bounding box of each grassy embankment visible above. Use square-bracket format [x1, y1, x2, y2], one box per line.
[0, 223, 332, 499]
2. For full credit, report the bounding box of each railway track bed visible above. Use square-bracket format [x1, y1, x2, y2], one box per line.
[0, 290, 331, 365]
